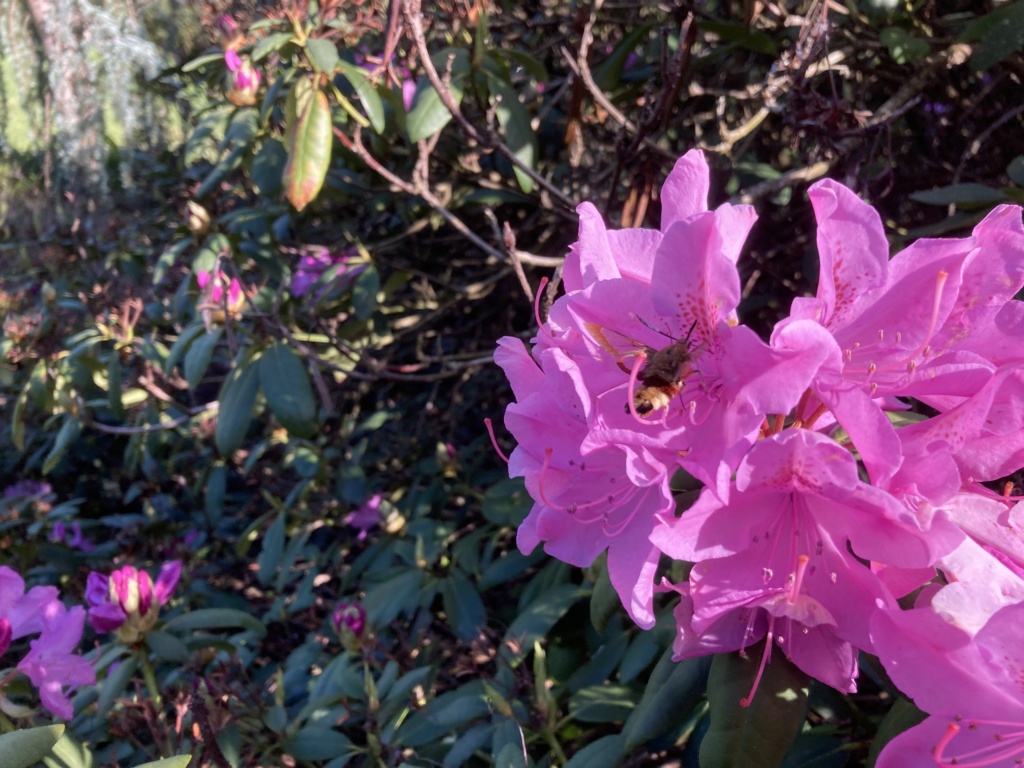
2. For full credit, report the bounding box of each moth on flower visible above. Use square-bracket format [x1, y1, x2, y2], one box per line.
[584, 319, 698, 417]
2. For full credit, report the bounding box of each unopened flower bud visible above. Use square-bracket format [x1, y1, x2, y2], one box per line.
[186, 201, 211, 237]
[86, 561, 181, 644]
[224, 50, 260, 107]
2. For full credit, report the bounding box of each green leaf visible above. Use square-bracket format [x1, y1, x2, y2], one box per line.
[258, 513, 286, 586]
[107, 352, 124, 419]
[879, 27, 931, 64]
[1008, 155, 1024, 186]
[337, 60, 386, 134]
[867, 697, 927, 768]
[698, 643, 809, 768]
[251, 139, 288, 199]
[569, 684, 637, 723]
[183, 327, 221, 388]
[164, 322, 207, 376]
[490, 48, 548, 83]
[563, 734, 625, 768]
[43, 417, 81, 475]
[910, 183, 1008, 207]
[306, 37, 340, 73]
[700, 19, 778, 55]
[284, 78, 334, 211]
[145, 629, 190, 663]
[133, 757, 193, 768]
[442, 573, 487, 642]
[214, 355, 261, 455]
[181, 52, 224, 72]
[352, 265, 380, 320]
[259, 342, 317, 438]
[364, 568, 428, 627]
[0, 725, 65, 768]
[959, 0, 1024, 71]
[488, 79, 537, 193]
[283, 728, 353, 761]
[588, 553, 618, 635]
[501, 584, 590, 667]
[163, 608, 267, 635]
[97, 652, 139, 718]
[406, 48, 469, 142]
[624, 650, 710, 749]
[252, 32, 294, 62]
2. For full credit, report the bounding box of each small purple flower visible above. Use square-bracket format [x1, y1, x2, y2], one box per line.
[345, 494, 382, 541]
[86, 561, 181, 643]
[4, 480, 52, 499]
[332, 601, 367, 638]
[290, 247, 363, 299]
[49, 521, 95, 552]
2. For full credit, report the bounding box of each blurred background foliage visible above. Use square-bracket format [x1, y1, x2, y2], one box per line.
[0, 0, 1022, 765]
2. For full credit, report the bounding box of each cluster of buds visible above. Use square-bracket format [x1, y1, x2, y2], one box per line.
[224, 49, 260, 107]
[496, 149, 1024, 765]
[86, 561, 181, 644]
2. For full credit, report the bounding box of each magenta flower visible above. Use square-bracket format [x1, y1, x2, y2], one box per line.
[650, 429, 962, 696]
[196, 267, 244, 316]
[49, 521, 95, 552]
[224, 49, 260, 106]
[345, 494, 382, 541]
[290, 246, 363, 299]
[871, 598, 1024, 768]
[0, 566, 60, 641]
[17, 601, 95, 719]
[332, 601, 366, 637]
[86, 561, 181, 643]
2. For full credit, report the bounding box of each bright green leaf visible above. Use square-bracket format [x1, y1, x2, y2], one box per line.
[337, 60, 386, 134]
[134, 756, 193, 768]
[306, 37, 340, 74]
[284, 78, 333, 211]
[0, 725, 65, 768]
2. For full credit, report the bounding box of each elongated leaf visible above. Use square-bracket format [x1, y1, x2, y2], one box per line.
[867, 697, 927, 768]
[0, 725, 65, 768]
[146, 629, 190, 663]
[97, 653, 139, 718]
[564, 734, 625, 768]
[501, 584, 590, 667]
[252, 32, 294, 62]
[306, 37, 339, 74]
[283, 728, 353, 761]
[699, 644, 809, 768]
[134, 756, 193, 768]
[258, 513, 286, 586]
[442, 572, 487, 642]
[910, 183, 1008, 207]
[624, 650, 711, 749]
[184, 328, 222, 391]
[406, 49, 469, 142]
[284, 78, 333, 212]
[488, 79, 537, 193]
[214, 355, 261, 455]
[336, 60, 385, 134]
[43, 417, 81, 475]
[163, 608, 267, 635]
[259, 342, 317, 438]
[164, 323, 206, 375]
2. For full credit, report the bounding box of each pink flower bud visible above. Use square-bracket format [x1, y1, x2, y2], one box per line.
[86, 561, 181, 643]
[332, 601, 367, 638]
[225, 51, 261, 106]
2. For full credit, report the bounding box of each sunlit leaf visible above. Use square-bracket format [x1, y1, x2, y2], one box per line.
[284, 77, 333, 211]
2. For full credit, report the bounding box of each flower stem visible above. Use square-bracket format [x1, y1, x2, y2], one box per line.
[138, 648, 162, 708]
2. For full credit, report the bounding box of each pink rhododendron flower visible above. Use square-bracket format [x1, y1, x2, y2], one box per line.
[17, 601, 95, 719]
[872, 598, 1024, 767]
[651, 429, 962, 696]
[86, 561, 181, 644]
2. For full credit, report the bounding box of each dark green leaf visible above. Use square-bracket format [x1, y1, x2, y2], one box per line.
[910, 183, 1008, 207]
[481, 477, 532, 526]
[589, 553, 618, 635]
[866, 697, 927, 768]
[961, 0, 1024, 71]
[181, 52, 225, 72]
[164, 322, 207, 376]
[43, 418, 81, 475]
[488, 80, 536, 194]
[163, 608, 267, 635]
[258, 513, 286, 586]
[564, 734, 626, 768]
[283, 728, 353, 761]
[698, 644, 809, 768]
[214, 355, 261, 455]
[879, 27, 931, 64]
[442, 723, 494, 768]
[363, 568, 428, 627]
[1008, 155, 1024, 186]
[259, 342, 317, 438]
[97, 653, 139, 718]
[352, 265, 380, 320]
[491, 718, 527, 768]
[501, 584, 590, 667]
[184, 328, 222, 391]
[146, 630, 190, 662]
[569, 684, 637, 723]
[700, 20, 778, 56]
[442, 572, 487, 642]
[252, 32, 294, 62]
[624, 650, 710, 749]
[251, 139, 287, 199]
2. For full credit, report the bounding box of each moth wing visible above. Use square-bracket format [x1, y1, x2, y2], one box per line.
[583, 322, 647, 358]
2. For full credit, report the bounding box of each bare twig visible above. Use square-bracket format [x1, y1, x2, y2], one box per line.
[729, 161, 831, 205]
[402, 0, 578, 210]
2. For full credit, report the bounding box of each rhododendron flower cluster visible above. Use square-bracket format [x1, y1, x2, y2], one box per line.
[495, 150, 1024, 764]
[0, 566, 95, 719]
[87, 561, 182, 644]
[224, 49, 260, 107]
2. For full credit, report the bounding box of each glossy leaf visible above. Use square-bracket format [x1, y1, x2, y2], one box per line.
[283, 728, 353, 761]
[624, 650, 711, 749]
[699, 644, 809, 768]
[442, 572, 487, 642]
[564, 734, 626, 768]
[163, 607, 267, 635]
[43, 417, 81, 475]
[283, 78, 333, 212]
[258, 513, 286, 586]
[183, 328, 222, 390]
[501, 584, 590, 667]
[214, 354, 261, 455]
[0, 725, 65, 768]
[259, 342, 317, 438]
[406, 48, 469, 142]
[97, 652, 139, 718]
[489, 79, 537, 193]
[306, 37, 339, 74]
[337, 60, 386, 134]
